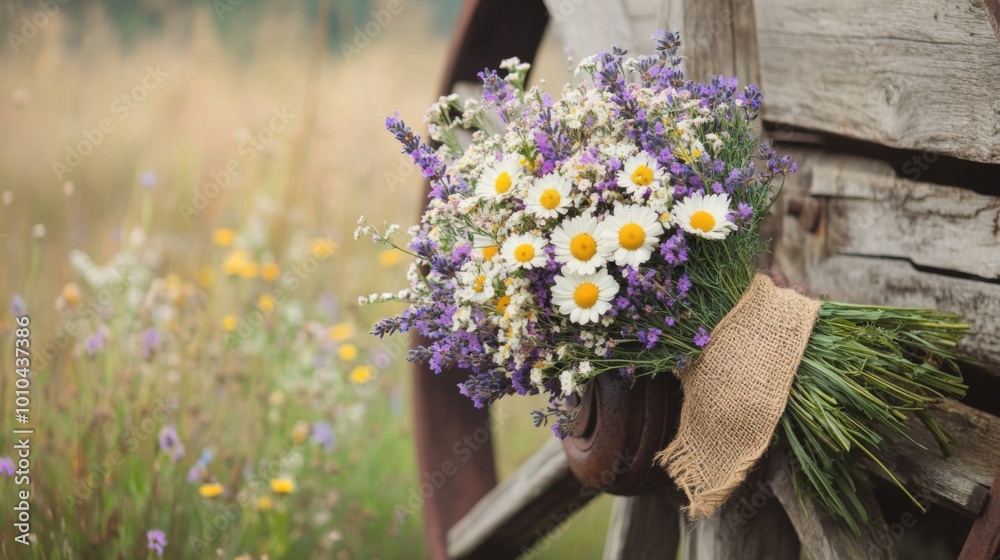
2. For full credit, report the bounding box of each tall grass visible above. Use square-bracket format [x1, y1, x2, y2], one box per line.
[0, 2, 610, 559]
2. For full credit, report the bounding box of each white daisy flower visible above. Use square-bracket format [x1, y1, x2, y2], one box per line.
[500, 233, 549, 270]
[551, 269, 620, 325]
[598, 204, 665, 268]
[476, 157, 524, 199]
[671, 192, 738, 240]
[550, 215, 612, 275]
[472, 233, 500, 261]
[616, 152, 667, 196]
[524, 174, 572, 219]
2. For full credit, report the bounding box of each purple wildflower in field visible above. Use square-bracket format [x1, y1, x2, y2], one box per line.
[310, 421, 337, 452]
[187, 449, 213, 483]
[85, 328, 108, 357]
[141, 327, 160, 359]
[146, 529, 166, 556]
[694, 328, 711, 348]
[158, 426, 185, 464]
[10, 294, 26, 315]
[0, 457, 15, 476]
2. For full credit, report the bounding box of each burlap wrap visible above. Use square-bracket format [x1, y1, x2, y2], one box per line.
[656, 273, 821, 519]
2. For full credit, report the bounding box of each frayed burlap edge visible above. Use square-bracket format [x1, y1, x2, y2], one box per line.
[655, 274, 821, 519]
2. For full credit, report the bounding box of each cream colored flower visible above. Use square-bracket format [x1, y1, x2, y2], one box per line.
[616, 152, 666, 196]
[671, 192, 737, 240]
[550, 215, 612, 275]
[551, 269, 619, 325]
[525, 174, 572, 219]
[476, 157, 524, 199]
[501, 233, 548, 270]
[598, 204, 664, 268]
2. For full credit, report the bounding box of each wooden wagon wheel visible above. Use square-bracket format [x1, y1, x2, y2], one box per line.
[412, 1, 1000, 558]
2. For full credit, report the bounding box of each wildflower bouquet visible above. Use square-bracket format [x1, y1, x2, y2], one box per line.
[361, 32, 968, 531]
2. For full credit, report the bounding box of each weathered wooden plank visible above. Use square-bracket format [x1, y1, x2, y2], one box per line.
[679, 472, 800, 560]
[804, 156, 1000, 280]
[542, 0, 638, 59]
[446, 439, 597, 559]
[767, 451, 899, 560]
[681, 0, 762, 85]
[865, 399, 1000, 517]
[755, 0, 1000, 164]
[958, 469, 1000, 560]
[772, 149, 1000, 375]
[603, 488, 681, 560]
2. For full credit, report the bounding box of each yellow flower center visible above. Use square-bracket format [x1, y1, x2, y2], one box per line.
[539, 188, 561, 210]
[482, 245, 498, 260]
[473, 275, 487, 293]
[618, 223, 646, 251]
[631, 165, 654, 186]
[689, 210, 716, 232]
[514, 243, 535, 263]
[573, 282, 600, 309]
[496, 295, 511, 314]
[494, 171, 512, 194]
[569, 233, 597, 261]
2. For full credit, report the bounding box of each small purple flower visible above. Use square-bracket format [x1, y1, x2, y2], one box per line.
[637, 328, 662, 350]
[694, 327, 711, 348]
[140, 170, 158, 189]
[158, 426, 185, 464]
[310, 421, 337, 452]
[10, 294, 26, 316]
[146, 529, 166, 556]
[0, 457, 15, 476]
[85, 328, 108, 357]
[141, 327, 160, 359]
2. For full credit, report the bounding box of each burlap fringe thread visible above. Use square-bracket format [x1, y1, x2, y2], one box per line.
[655, 274, 821, 519]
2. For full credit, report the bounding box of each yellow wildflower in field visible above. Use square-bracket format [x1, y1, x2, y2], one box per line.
[62, 283, 81, 305]
[212, 228, 235, 247]
[292, 420, 310, 444]
[197, 266, 215, 288]
[256, 496, 273, 511]
[261, 262, 280, 282]
[199, 483, 223, 498]
[349, 365, 373, 384]
[337, 343, 358, 361]
[328, 322, 353, 342]
[238, 261, 259, 279]
[270, 478, 295, 494]
[258, 294, 275, 312]
[223, 250, 249, 276]
[378, 249, 402, 267]
[222, 315, 238, 331]
[310, 238, 337, 258]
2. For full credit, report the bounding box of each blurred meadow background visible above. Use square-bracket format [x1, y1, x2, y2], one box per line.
[0, 0, 613, 558]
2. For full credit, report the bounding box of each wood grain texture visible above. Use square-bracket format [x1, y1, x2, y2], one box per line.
[805, 156, 1000, 280]
[988, 0, 1000, 45]
[682, 0, 761, 85]
[865, 399, 1000, 517]
[767, 451, 899, 560]
[755, 0, 1000, 164]
[772, 149, 1000, 375]
[679, 470, 800, 560]
[958, 469, 1000, 560]
[603, 488, 682, 560]
[542, 0, 638, 59]
[446, 439, 597, 560]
